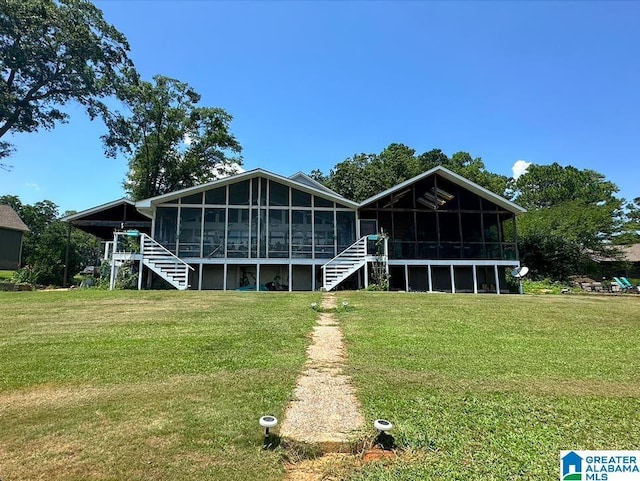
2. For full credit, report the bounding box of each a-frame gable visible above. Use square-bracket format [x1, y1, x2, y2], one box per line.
[136, 168, 359, 213]
[359, 166, 526, 214]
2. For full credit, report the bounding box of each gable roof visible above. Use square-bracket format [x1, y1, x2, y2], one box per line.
[135, 168, 359, 213]
[359, 165, 526, 214]
[0, 205, 30, 232]
[60, 198, 148, 222]
[288, 171, 337, 195]
[60, 198, 152, 240]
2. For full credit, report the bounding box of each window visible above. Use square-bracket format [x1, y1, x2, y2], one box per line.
[182, 192, 202, 204]
[314, 211, 334, 258]
[292, 210, 312, 258]
[155, 207, 177, 252]
[203, 208, 225, 257]
[229, 180, 250, 205]
[269, 181, 289, 206]
[178, 207, 202, 257]
[314, 196, 333, 208]
[268, 209, 289, 257]
[336, 211, 355, 251]
[292, 188, 312, 207]
[227, 208, 249, 257]
[205, 186, 226, 204]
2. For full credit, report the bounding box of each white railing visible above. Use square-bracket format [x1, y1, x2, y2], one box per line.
[140, 234, 194, 290]
[322, 235, 370, 291]
[108, 231, 193, 291]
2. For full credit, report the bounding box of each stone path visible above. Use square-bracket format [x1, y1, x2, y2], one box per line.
[279, 293, 365, 453]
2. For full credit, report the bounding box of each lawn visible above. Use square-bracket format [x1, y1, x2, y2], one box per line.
[1, 291, 638, 480]
[0, 269, 14, 280]
[335, 292, 640, 480]
[0, 290, 320, 481]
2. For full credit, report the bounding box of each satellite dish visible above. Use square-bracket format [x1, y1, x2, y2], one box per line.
[511, 266, 529, 278]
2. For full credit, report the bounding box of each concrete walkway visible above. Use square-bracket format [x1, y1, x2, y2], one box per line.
[279, 293, 364, 452]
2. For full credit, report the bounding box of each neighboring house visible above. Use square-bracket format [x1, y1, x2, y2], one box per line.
[63, 166, 526, 293]
[596, 244, 640, 279]
[0, 205, 30, 270]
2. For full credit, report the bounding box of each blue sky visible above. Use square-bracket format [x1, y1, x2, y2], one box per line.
[1, 0, 639, 214]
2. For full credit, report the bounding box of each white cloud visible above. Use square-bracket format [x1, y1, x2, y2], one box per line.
[183, 133, 193, 146]
[511, 160, 531, 180]
[25, 182, 40, 191]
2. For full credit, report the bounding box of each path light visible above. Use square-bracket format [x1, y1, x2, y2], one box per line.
[373, 419, 395, 450]
[259, 415, 278, 447]
[342, 301, 349, 309]
[374, 419, 393, 433]
[311, 302, 317, 310]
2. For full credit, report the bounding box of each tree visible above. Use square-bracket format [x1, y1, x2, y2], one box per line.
[614, 197, 640, 245]
[417, 150, 510, 196]
[512, 163, 624, 280]
[0, 0, 135, 167]
[0, 195, 100, 285]
[318, 144, 509, 202]
[100, 75, 242, 200]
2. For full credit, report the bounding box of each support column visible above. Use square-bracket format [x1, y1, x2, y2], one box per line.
[109, 232, 117, 291]
[312, 265, 316, 291]
[288, 263, 293, 292]
[63, 223, 71, 287]
[364, 262, 369, 289]
[494, 265, 501, 294]
[137, 234, 144, 291]
[198, 263, 203, 290]
[450, 265, 456, 294]
[472, 265, 478, 294]
[405, 264, 409, 292]
[428, 264, 433, 292]
[223, 264, 228, 291]
[256, 264, 260, 291]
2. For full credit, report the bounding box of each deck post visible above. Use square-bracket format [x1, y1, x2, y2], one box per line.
[109, 232, 117, 290]
[137, 234, 144, 291]
[472, 265, 478, 294]
[450, 265, 456, 293]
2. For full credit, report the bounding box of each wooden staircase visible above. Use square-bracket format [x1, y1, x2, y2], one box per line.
[140, 234, 193, 290]
[322, 235, 377, 291]
[109, 232, 193, 290]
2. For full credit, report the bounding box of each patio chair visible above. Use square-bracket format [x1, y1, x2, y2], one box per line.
[612, 277, 627, 289]
[620, 277, 634, 288]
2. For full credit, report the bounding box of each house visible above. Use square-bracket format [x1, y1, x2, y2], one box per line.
[63, 166, 526, 293]
[595, 243, 640, 279]
[0, 205, 30, 270]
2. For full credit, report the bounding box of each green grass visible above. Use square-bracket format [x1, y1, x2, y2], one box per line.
[0, 290, 320, 481]
[2, 291, 639, 480]
[335, 292, 640, 480]
[0, 269, 14, 280]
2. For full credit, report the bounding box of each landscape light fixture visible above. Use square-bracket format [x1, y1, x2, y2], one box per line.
[374, 419, 393, 433]
[259, 415, 278, 447]
[342, 301, 349, 309]
[311, 302, 317, 310]
[373, 419, 395, 450]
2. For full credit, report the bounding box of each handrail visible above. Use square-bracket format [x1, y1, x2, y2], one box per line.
[141, 233, 195, 271]
[321, 235, 369, 269]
